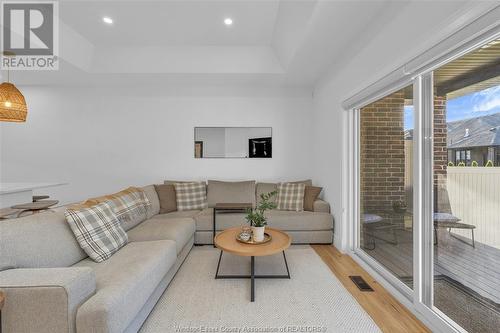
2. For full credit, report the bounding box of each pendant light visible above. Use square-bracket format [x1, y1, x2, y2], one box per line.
[0, 51, 27, 122]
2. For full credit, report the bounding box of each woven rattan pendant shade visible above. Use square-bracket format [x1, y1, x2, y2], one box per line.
[0, 82, 27, 122]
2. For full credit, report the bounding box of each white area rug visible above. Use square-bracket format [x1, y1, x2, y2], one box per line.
[140, 246, 381, 333]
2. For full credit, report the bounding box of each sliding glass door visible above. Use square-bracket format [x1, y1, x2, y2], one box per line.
[354, 36, 500, 333]
[431, 39, 500, 333]
[359, 85, 414, 288]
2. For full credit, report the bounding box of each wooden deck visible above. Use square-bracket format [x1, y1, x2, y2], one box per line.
[365, 227, 500, 304]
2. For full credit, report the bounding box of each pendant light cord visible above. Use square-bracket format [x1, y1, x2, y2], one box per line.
[2, 51, 12, 83]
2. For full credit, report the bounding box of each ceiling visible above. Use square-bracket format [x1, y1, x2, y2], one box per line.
[435, 38, 500, 99]
[60, 1, 280, 46]
[1, 0, 497, 88]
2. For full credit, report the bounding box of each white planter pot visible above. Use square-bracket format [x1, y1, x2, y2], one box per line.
[252, 226, 265, 242]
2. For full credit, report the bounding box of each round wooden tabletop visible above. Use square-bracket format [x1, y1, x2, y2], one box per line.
[11, 200, 59, 210]
[214, 227, 291, 257]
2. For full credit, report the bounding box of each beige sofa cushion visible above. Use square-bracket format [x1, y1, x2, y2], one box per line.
[207, 180, 256, 208]
[0, 210, 87, 269]
[194, 208, 333, 232]
[313, 199, 330, 213]
[195, 208, 247, 231]
[142, 185, 160, 218]
[161, 210, 201, 219]
[164, 180, 206, 186]
[0, 267, 96, 333]
[256, 183, 278, 204]
[290, 179, 313, 186]
[265, 210, 333, 231]
[127, 217, 195, 254]
[74, 240, 176, 333]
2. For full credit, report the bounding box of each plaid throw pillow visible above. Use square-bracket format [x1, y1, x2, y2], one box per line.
[85, 187, 151, 229]
[277, 182, 306, 211]
[174, 182, 207, 211]
[65, 201, 128, 263]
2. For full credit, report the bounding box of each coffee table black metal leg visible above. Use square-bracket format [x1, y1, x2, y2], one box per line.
[283, 251, 290, 279]
[213, 208, 216, 248]
[251, 256, 255, 302]
[215, 251, 290, 302]
[215, 251, 223, 278]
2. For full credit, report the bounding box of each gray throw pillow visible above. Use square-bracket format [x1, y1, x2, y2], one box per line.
[154, 184, 177, 214]
[303, 186, 323, 211]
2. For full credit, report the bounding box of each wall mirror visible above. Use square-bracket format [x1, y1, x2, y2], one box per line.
[194, 127, 272, 158]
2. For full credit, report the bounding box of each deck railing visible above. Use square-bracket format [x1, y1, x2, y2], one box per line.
[446, 167, 500, 249]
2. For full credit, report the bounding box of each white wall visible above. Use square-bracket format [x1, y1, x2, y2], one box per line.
[311, 1, 495, 250]
[0, 85, 312, 205]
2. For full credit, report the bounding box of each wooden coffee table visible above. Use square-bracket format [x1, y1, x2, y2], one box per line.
[214, 227, 291, 302]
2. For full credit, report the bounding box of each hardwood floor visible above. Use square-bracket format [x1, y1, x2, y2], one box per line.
[312, 245, 430, 333]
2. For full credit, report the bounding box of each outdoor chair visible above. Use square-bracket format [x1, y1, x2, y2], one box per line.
[434, 186, 475, 248]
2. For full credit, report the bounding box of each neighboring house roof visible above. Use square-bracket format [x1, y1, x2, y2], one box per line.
[447, 113, 500, 149]
[404, 129, 413, 140]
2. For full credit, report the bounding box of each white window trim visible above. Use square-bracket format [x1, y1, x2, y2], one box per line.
[342, 6, 500, 111]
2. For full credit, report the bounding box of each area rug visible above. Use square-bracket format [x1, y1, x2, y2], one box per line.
[140, 246, 381, 333]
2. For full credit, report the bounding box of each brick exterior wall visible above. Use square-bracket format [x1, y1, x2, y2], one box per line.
[360, 91, 406, 214]
[434, 95, 448, 188]
[360, 90, 448, 215]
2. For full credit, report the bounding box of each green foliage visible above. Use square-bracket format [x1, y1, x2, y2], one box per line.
[471, 160, 479, 167]
[485, 160, 494, 167]
[447, 161, 455, 167]
[245, 191, 277, 227]
[457, 161, 466, 167]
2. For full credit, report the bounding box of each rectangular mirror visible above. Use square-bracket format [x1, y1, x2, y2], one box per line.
[194, 127, 272, 158]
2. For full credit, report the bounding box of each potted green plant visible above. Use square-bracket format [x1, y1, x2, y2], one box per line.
[245, 191, 277, 242]
[392, 200, 408, 214]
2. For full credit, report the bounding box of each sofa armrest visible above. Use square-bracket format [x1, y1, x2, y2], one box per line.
[0, 267, 96, 333]
[313, 199, 331, 213]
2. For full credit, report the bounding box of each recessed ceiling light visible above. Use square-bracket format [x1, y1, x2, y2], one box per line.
[224, 18, 233, 26]
[102, 16, 113, 25]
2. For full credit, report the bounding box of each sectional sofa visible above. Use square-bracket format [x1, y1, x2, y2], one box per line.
[0, 181, 334, 333]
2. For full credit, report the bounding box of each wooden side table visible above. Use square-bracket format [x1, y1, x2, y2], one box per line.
[0, 290, 5, 333]
[213, 203, 252, 247]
